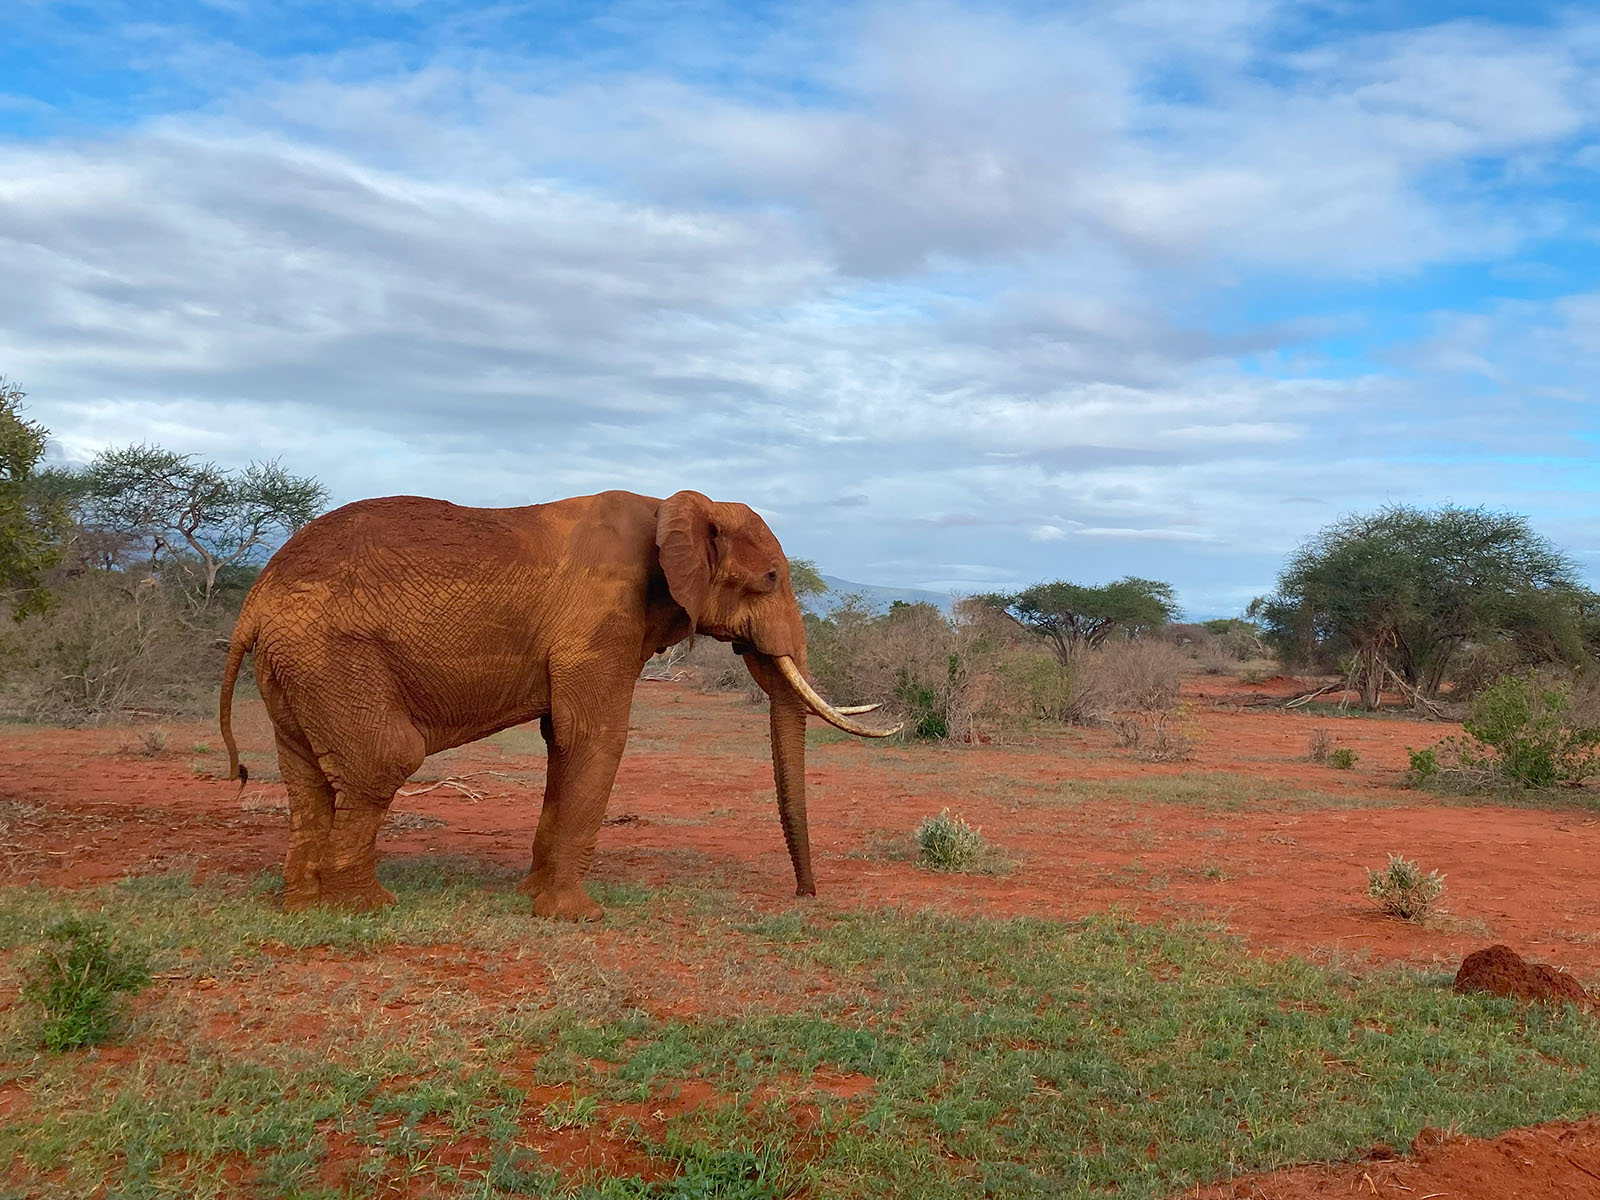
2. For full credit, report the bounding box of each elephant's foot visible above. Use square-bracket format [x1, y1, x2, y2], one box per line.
[530, 883, 604, 923]
[280, 883, 322, 913]
[322, 881, 398, 912]
[317, 859, 396, 912]
[514, 868, 546, 897]
[281, 847, 323, 911]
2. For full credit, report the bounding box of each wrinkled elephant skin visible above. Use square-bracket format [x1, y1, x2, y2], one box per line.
[218, 490, 889, 919]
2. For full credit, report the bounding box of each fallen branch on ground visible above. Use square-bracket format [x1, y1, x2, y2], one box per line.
[1284, 683, 1337, 709]
[1383, 666, 1447, 720]
[398, 771, 525, 803]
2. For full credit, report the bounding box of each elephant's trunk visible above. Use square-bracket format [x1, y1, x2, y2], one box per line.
[744, 652, 816, 895]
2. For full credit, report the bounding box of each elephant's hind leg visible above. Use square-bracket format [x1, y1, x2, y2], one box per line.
[318, 714, 427, 912]
[276, 732, 335, 912]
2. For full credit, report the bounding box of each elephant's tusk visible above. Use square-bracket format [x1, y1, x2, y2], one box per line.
[834, 703, 882, 716]
[773, 657, 902, 738]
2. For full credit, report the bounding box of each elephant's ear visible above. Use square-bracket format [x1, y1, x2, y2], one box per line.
[656, 490, 719, 629]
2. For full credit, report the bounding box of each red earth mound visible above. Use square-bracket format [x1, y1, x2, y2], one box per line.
[1188, 1118, 1600, 1199]
[1453, 943, 1592, 1009]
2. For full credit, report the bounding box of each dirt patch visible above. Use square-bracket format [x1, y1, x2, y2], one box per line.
[6, 678, 1600, 978]
[1454, 944, 1592, 1010]
[1188, 1118, 1600, 1199]
[8, 674, 1600, 1193]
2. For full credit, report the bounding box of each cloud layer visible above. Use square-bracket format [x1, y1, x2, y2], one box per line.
[3, 0, 1598, 613]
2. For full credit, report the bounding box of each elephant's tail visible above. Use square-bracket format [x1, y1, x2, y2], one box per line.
[219, 601, 259, 789]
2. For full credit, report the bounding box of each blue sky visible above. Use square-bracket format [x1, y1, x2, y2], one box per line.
[2, 0, 1597, 616]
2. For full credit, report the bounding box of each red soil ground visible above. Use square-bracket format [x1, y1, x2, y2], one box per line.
[4, 671, 1599, 1196]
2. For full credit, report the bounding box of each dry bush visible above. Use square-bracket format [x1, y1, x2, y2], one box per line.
[1445, 642, 1527, 699]
[1305, 728, 1333, 763]
[0, 573, 232, 725]
[1110, 708, 1197, 762]
[1077, 638, 1187, 713]
[805, 600, 1083, 742]
[1367, 854, 1446, 921]
[1170, 621, 1263, 674]
[1567, 667, 1600, 729]
[676, 638, 763, 702]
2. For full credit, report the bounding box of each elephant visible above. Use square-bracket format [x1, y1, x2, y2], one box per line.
[217, 489, 897, 920]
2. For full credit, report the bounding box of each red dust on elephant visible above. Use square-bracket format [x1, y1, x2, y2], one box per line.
[218, 490, 897, 920]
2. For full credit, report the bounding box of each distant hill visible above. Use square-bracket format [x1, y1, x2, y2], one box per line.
[814, 574, 955, 615]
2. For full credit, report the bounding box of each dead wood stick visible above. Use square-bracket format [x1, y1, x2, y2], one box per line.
[398, 771, 525, 801]
[1284, 683, 1337, 709]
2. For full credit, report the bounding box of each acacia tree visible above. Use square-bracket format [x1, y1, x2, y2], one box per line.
[788, 558, 828, 612]
[1258, 505, 1591, 708]
[979, 577, 1178, 664]
[0, 378, 68, 618]
[84, 445, 329, 606]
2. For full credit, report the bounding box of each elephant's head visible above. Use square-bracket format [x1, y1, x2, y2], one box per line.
[655, 490, 897, 896]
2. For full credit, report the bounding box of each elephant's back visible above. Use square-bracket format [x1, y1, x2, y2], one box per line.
[250, 495, 538, 654]
[266, 496, 527, 583]
[248, 497, 548, 709]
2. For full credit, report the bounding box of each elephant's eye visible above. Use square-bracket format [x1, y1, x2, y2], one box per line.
[765, 569, 779, 586]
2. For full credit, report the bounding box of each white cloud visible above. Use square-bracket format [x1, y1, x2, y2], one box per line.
[1, 1, 1598, 616]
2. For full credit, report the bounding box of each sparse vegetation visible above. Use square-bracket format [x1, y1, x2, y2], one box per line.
[915, 808, 989, 871]
[1305, 728, 1333, 762]
[1328, 747, 1358, 770]
[21, 917, 151, 1051]
[4, 873, 1598, 1198]
[1112, 708, 1197, 762]
[1367, 854, 1446, 921]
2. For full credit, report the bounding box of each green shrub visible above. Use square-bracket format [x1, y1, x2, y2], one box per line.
[1405, 672, 1600, 791]
[1406, 746, 1439, 781]
[1366, 854, 1445, 921]
[1328, 747, 1358, 770]
[915, 809, 987, 872]
[1460, 670, 1600, 787]
[22, 918, 151, 1050]
[895, 663, 952, 740]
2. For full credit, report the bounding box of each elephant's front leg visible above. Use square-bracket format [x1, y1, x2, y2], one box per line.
[525, 682, 632, 922]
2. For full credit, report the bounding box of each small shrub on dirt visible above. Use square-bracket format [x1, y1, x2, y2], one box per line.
[1367, 854, 1446, 921]
[1140, 712, 1195, 763]
[1111, 707, 1198, 762]
[915, 809, 988, 872]
[1328, 747, 1358, 770]
[1109, 715, 1141, 748]
[1305, 728, 1333, 763]
[122, 728, 167, 758]
[22, 918, 151, 1051]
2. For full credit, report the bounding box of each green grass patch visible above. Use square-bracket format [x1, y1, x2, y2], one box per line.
[2, 875, 1598, 1198]
[1019, 771, 1399, 813]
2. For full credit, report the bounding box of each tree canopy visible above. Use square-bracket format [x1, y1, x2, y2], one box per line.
[787, 558, 828, 611]
[979, 577, 1179, 663]
[0, 379, 67, 618]
[83, 444, 329, 605]
[1257, 504, 1592, 707]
